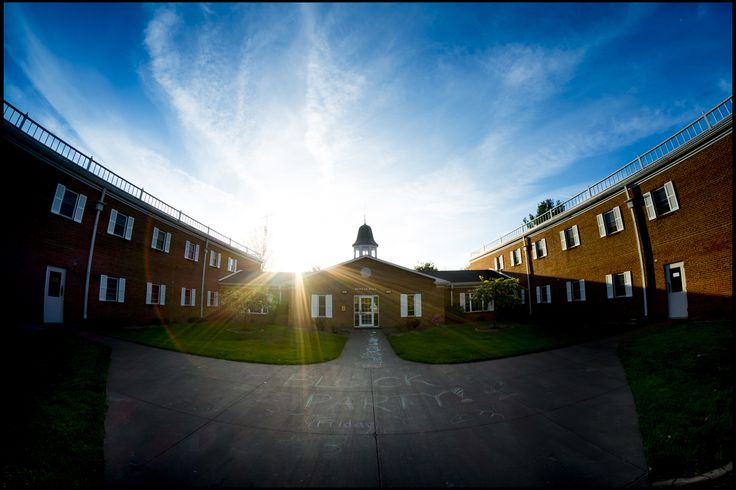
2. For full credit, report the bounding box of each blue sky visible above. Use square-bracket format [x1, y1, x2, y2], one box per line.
[4, 3, 732, 271]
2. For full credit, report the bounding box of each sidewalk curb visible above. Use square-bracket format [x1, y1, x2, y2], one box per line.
[652, 462, 732, 487]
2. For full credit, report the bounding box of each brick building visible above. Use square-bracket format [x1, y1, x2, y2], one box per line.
[5, 101, 262, 327]
[468, 97, 733, 323]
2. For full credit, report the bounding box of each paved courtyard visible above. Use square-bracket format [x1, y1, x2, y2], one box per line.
[101, 329, 648, 487]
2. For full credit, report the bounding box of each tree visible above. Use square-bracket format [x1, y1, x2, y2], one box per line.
[472, 276, 520, 328]
[249, 215, 272, 271]
[415, 261, 438, 272]
[523, 198, 563, 228]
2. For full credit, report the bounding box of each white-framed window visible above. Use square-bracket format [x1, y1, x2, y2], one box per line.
[184, 240, 200, 262]
[150, 227, 171, 253]
[518, 289, 526, 304]
[531, 238, 547, 259]
[145, 283, 166, 305]
[493, 255, 505, 270]
[643, 181, 680, 220]
[180, 287, 197, 306]
[310, 294, 332, 318]
[99, 275, 125, 303]
[107, 209, 134, 240]
[227, 257, 238, 272]
[597, 207, 624, 237]
[459, 292, 491, 312]
[606, 272, 633, 298]
[206, 291, 219, 307]
[400, 293, 422, 317]
[50, 183, 87, 223]
[566, 280, 586, 302]
[510, 248, 522, 266]
[247, 293, 273, 314]
[209, 250, 222, 268]
[535, 285, 552, 304]
[560, 224, 580, 250]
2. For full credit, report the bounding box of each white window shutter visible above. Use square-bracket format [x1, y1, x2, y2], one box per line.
[664, 181, 679, 212]
[488, 299, 494, 311]
[541, 238, 547, 256]
[597, 214, 606, 237]
[117, 278, 126, 303]
[146, 282, 152, 304]
[214, 291, 219, 307]
[181, 288, 186, 306]
[311, 295, 319, 318]
[613, 206, 624, 232]
[99, 275, 108, 301]
[124, 216, 134, 240]
[520, 289, 526, 304]
[415, 294, 422, 317]
[499, 255, 504, 269]
[164, 232, 171, 253]
[107, 209, 118, 234]
[207, 291, 212, 306]
[509, 251, 514, 265]
[151, 228, 159, 249]
[325, 295, 332, 318]
[560, 230, 567, 250]
[185, 241, 191, 258]
[546, 285, 552, 304]
[643, 192, 656, 220]
[531, 242, 537, 259]
[73, 194, 86, 223]
[624, 271, 633, 297]
[400, 294, 408, 317]
[572, 225, 580, 246]
[580, 280, 586, 301]
[606, 274, 614, 299]
[160, 285, 166, 305]
[194, 244, 200, 262]
[535, 287, 541, 303]
[217, 253, 221, 268]
[459, 292, 466, 312]
[51, 184, 65, 214]
[566, 281, 572, 302]
[191, 289, 196, 306]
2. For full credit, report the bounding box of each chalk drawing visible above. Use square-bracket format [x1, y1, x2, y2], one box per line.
[373, 374, 437, 388]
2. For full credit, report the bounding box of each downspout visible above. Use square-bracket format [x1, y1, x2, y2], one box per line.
[83, 187, 107, 320]
[523, 236, 533, 316]
[200, 238, 210, 318]
[626, 187, 648, 319]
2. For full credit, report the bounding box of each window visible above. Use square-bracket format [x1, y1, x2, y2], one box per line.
[150, 227, 171, 253]
[606, 272, 633, 298]
[510, 248, 522, 266]
[310, 294, 332, 318]
[493, 255, 504, 270]
[643, 181, 679, 220]
[209, 250, 222, 268]
[247, 293, 272, 314]
[107, 209, 134, 240]
[99, 275, 125, 303]
[181, 287, 197, 306]
[560, 224, 580, 250]
[518, 289, 526, 304]
[460, 292, 490, 312]
[400, 293, 422, 317]
[51, 183, 87, 223]
[207, 291, 219, 307]
[146, 283, 166, 305]
[532, 238, 547, 259]
[597, 207, 624, 237]
[536, 285, 552, 304]
[566, 280, 586, 302]
[228, 257, 238, 272]
[184, 240, 200, 262]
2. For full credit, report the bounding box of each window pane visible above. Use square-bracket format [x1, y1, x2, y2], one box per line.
[48, 271, 62, 297]
[669, 268, 684, 293]
[60, 190, 77, 218]
[151, 284, 160, 304]
[603, 211, 617, 234]
[105, 278, 118, 302]
[407, 294, 415, 316]
[652, 187, 671, 215]
[113, 214, 127, 236]
[614, 274, 627, 297]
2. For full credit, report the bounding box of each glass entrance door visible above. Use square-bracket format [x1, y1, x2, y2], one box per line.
[354, 295, 379, 328]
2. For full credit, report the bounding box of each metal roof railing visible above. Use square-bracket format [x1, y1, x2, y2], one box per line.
[3, 100, 260, 260]
[471, 96, 733, 258]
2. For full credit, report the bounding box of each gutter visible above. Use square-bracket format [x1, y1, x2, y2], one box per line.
[200, 238, 209, 318]
[626, 186, 648, 319]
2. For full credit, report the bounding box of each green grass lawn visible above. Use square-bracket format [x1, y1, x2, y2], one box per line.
[386, 321, 625, 363]
[109, 322, 348, 364]
[618, 320, 732, 482]
[1, 328, 111, 488]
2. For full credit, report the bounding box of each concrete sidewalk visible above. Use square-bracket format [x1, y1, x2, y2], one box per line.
[100, 329, 648, 487]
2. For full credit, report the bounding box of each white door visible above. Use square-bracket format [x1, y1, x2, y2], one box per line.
[43, 266, 66, 323]
[354, 295, 379, 328]
[665, 262, 688, 319]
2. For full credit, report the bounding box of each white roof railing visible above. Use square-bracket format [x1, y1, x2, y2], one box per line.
[3, 100, 260, 260]
[470, 96, 733, 258]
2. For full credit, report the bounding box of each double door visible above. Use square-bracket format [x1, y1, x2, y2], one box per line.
[354, 295, 379, 328]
